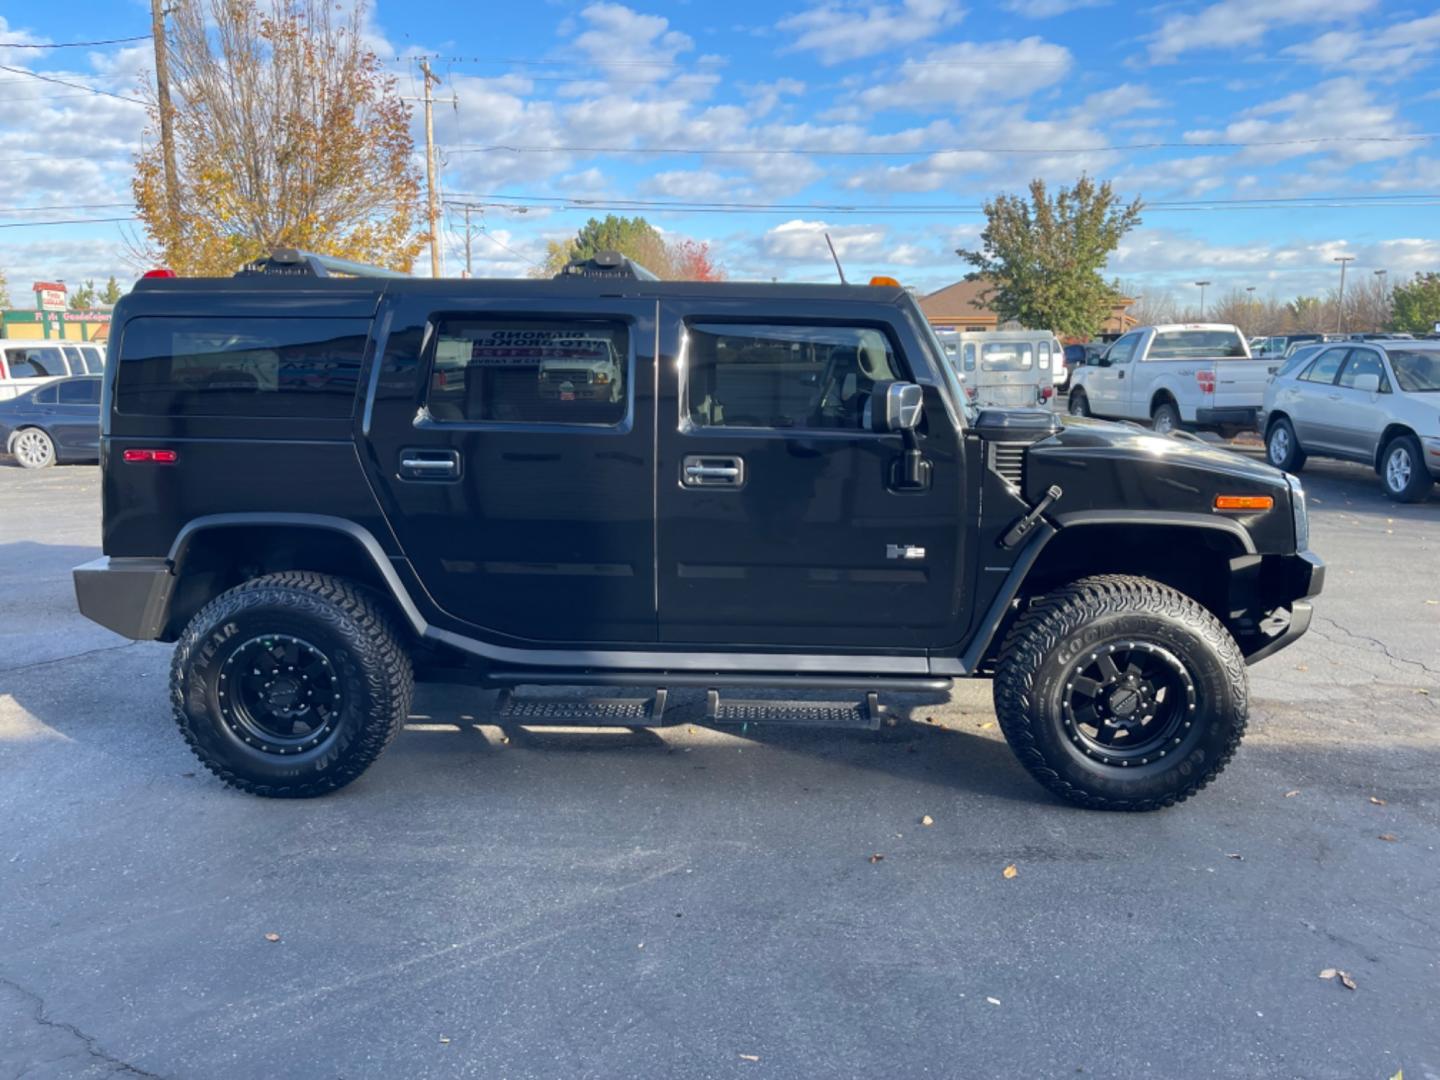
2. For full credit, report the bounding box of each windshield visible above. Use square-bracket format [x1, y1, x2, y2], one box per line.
[1148, 329, 1248, 359]
[1388, 350, 1440, 393]
[913, 314, 971, 421]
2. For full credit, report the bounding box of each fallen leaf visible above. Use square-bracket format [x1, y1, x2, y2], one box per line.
[263, 932, 281, 943]
[1226, 853, 1244, 861]
[1339, 972, 1357, 990]
[986, 996, 1001, 1005]
[979, 720, 996, 730]
[1318, 968, 1337, 980]
[1002, 864, 1018, 879]
[1415, 688, 1430, 696]
[1284, 790, 1300, 798]
[1370, 796, 1387, 806]
[1295, 664, 1309, 672]
[921, 815, 934, 827]
[1390, 1069, 1404, 1080]
[1425, 600, 1438, 605]
[439, 1036, 451, 1045]
[869, 853, 885, 864]
[739, 1054, 760, 1062]
[1379, 833, 1398, 842]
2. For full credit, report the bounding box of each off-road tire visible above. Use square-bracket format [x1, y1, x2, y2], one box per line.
[171, 572, 413, 797]
[992, 574, 1247, 811]
[1266, 417, 1305, 472]
[1380, 434, 1433, 503]
[1067, 390, 1090, 417]
[1151, 401, 1182, 435]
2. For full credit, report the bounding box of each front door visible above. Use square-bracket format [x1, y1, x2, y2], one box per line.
[654, 305, 966, 649]
[1330, 348, 1391, 461]
[1090, 333, 1138, 416]
[363, 294, 657, 644]
[1290, 346, 1350, 453]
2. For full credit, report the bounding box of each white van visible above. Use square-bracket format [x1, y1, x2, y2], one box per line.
[0, 341, 87, 401]
[946, 330, 1060, 408]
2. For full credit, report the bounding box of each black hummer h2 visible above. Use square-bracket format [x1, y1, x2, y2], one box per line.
[74, 250, 1323, 810]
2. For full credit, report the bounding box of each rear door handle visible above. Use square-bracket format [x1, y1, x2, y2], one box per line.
[682, 454, 745, 488]
[399, 448, 460, 481]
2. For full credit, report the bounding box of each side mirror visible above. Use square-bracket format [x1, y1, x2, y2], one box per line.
[1353, 372, 1381, 394]
[870, 381, 924, 433]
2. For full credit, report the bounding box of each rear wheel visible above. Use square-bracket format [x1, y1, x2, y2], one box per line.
[1151, 401, 1181, 435]
[1381, 434, 1433, 503]
[11, 428, 55, 469]
[992, 575, 1247, 811]
[1266, 417, 1306, 472]
[1067, 390, 1090, 417]
[171, 572, 413, 797]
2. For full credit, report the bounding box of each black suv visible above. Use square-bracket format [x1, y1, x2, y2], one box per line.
[74, 251, 1323, 809]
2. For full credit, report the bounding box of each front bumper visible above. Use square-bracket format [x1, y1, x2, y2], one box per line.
[1196, 406, 1259, 429]
[1423, 436, 1440, 480]
[1244, 549, 1325, 665]
[73, 557, 175, 640]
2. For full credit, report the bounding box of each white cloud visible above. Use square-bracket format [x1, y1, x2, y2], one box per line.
[1003, 0, 1106, 17]
[1283, 12, 1440, 70]
[572, 3, 693, 77]
[779, 0, 964, 64]
[1148, 0, 1376, 63]
[858, 37, 1071, 111]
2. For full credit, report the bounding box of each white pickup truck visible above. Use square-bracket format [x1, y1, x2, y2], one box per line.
[1066, 323, 1273, 435]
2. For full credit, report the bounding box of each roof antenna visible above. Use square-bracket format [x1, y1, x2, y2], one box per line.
[824, 232, 848, 285]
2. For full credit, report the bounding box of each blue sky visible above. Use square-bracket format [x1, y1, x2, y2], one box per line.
[1, 0, 1438, 303]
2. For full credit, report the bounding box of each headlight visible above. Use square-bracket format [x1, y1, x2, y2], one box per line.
[1288, 476, 1309, 551]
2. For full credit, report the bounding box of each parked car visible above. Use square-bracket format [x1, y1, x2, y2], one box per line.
[0, 341, 71, 401]
[1282, 334, 1343, 358]
[63, 342, 107, 374]
[945, 330, 1058, 408]
[1066, 323, 1271, 434]
[0, 375, 102, 468]
[1263, 341, 1440, 502]
[71, 248, 1323, 808]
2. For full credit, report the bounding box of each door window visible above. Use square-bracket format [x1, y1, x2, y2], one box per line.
[1299, 348, 1348, 384]
[1105, 334, 1139, 365]
[58, 379, 101, 404]
[426, 318, 629, 425]
[683, 323, 901, 431]
[962, 343, 976, 371]
[1336, 350, 1390, 392]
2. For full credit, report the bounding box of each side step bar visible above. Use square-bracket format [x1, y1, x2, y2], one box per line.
[493, 687, 919, 731]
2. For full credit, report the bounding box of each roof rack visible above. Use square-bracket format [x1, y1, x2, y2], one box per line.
[555, 250, 659, 282]
[235, 248, 411, 279]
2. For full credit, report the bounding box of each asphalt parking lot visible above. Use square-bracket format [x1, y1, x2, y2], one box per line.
[1, 458, 1437, 1080]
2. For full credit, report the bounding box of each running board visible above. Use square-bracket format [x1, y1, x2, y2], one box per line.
[705, 689, 885, 730]
[496, 687, 670, 726]
[492, 687, 895, 731]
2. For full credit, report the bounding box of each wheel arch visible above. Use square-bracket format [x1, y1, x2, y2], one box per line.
[164, 514, 425, 640]
[1149, 387, 1180, 416]
[1374, 423, 1418, 472]
[1264, 409, 1291, 434]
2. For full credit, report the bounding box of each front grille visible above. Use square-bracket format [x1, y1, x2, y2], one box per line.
[990, 443, 1026, 489]
[542, 368, 594, 384]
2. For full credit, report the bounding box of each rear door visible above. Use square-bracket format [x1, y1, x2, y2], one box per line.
[53, 378, 101, 454]
[363, 293, 658, 644]
[654, 303, 966, 649]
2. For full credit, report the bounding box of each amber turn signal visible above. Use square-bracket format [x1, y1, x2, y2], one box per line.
[1214, 494, 1273, 511]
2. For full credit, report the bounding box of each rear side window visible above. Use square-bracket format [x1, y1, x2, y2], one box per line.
[427, 318, 628, 425]
[684, 323, 901, 431]
[1147, 330, 1247, 359]
[1300, 348, 1348, 384]
[4, 346, 66, 378]
[58, 379, 101, 404]
[116, 317, 369, 418]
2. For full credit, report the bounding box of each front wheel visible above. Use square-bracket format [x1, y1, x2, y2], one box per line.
[1068, 390, 1090, 417]
[993, 575, 1248, 811]
[1381, 435, 1433, 503]
[11, 428, 56, 469]
[171, 572, 414, 797]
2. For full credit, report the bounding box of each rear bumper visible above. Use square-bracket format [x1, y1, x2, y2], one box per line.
[73, 556, 174, 640]
[1196, 406, 1259, 429]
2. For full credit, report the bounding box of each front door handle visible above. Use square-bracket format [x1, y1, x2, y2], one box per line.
[398, 448, 460, 481]
[682, 454, 745, 488]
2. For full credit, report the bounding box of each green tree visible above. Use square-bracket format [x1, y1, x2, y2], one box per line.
[539, 215, 675, 278]
[0, 268, 9, 308]
[68, 280, 98, 311]
[956, 175, 1143, 338]
[99, 276, 124, 306]
[1390, 272, 1440, 334]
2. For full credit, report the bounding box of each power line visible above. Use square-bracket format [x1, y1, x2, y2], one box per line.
[0, 216, 137, 228]
[442, 133, 1438, 158]
[0, 35, 151, 48]
[0, 63, 146, 105]
[0, 202, 133, 212]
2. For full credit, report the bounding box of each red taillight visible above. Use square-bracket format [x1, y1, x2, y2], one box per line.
[142, 268, 176, 279]
[1040, 386, 1054, 401]
[122, 448, 178, 463]
[1195, 370, 1216, 393]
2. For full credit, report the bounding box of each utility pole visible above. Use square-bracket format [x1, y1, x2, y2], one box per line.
[150, 0, 180, 253]
[1194, 280, 1211, 320]
[1374, 268, 1388, 331]
[461, 205, 474, 278]
[1245, 285, 1257, 336]
[1333, 255, 1355, 334]
[419, 58, 441, 278]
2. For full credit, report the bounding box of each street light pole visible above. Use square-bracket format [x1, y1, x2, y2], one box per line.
[1195, 280, 1211, 320]
[1245, 285, 1256, 335]
[1333, 255, 1355, 335]
[1374, 268, 1388, 331]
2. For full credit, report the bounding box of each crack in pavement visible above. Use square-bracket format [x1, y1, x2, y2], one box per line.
[0, 975, 167, 1079]
[1310, 616, 1440, 680]
[0, 641, 140, 679]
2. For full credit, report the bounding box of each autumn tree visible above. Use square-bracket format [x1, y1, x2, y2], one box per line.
[537, 216, 727, 281]
[1286, 296, 1327, 332]
[134, 0, 424, 276]
[1389, 273, 1440, 335]
[669, 239, 726, 281]
[957, 176, 1143, 338]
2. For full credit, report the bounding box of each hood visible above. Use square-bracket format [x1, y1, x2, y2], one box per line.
[1036, 415, 1286, 485]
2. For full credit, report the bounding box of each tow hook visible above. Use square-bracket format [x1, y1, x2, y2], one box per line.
[1002, 485, 1063, 548]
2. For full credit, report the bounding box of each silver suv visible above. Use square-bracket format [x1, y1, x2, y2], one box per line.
[1263, 340, 1440, 502]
